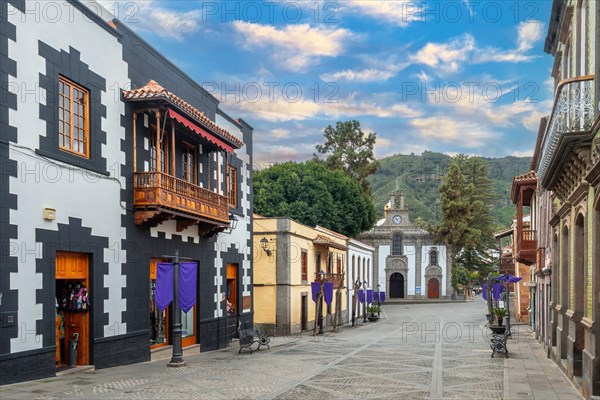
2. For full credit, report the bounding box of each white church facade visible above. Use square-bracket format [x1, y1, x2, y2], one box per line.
[358, 193, 453, 300]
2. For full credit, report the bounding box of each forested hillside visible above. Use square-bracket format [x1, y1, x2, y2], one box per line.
[368, 151, 533, 229]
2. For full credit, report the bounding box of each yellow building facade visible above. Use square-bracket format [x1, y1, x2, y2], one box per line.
[253, 216, 348, 335]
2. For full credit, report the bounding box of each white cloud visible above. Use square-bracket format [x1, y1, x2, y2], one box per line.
[511, 150, 534, 157]
[345, 1, 421, 27]
[232, 22, 355, 71]
[97, 1, 201, 41]
[517, 21, 545, 52]
[410, 117, 496, 148]
[320, 68, 397, 83]
[475, 21, 544, 64]
[271, 128, 290, 138]
[415, 71, 432, 83]
[223, 84, 423, 122]
[410, 34, 476, 73]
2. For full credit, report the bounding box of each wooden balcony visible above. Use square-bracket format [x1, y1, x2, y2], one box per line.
[134, 171, 229, 232]
[314, 272, 343, 288]
[516, 229, 537, 266]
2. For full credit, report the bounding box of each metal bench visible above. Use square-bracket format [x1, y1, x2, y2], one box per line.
[490, 332, 509, 358]
[255, 328, 270, 351]
[237, 323, 271, 354]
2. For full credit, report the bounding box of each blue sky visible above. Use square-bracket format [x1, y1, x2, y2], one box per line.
[104, 1, 555, 165]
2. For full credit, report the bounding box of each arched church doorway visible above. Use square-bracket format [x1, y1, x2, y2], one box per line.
[390, 273, 404, 298]
[427, 278, 439, 299]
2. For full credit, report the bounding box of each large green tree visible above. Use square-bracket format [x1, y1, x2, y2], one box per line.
[315, 120, 379, 193]
[254, 161, 376, 237]
[434, 156, 496, 280]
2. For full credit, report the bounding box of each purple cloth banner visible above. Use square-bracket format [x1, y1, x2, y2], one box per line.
[367, 289, 373, 304]
[155, 263, 173, 311]
[324, 282, 334, 305]
[492, 283, 504, 301]
[311, 282, 320, 303]
[179, 262, 198, 313]
[373, 292, 379, 302]
[379, 292, 386, 302]
[508, 276, 522, 283]
[481, 283, 487, 300]
[358, 289, 364, 303]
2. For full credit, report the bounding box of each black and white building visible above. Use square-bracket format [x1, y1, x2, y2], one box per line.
[0, 0, 253, 384]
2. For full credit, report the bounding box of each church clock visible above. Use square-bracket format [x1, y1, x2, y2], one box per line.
[392, 215, 402, 224]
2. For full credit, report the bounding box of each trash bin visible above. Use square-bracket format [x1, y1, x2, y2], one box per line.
[68, 332, 79, 367]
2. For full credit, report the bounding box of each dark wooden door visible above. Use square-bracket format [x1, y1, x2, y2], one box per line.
[390, 273, 404, 298]
[301, 295, 308, 331]
[428, 278, 439, 299]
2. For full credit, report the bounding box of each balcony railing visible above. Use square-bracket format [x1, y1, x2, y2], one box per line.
[134, 171, 229, 224]
[538, 76, 596, 184]
[314, 272, 343, 288]
[516, 229, 537, 265]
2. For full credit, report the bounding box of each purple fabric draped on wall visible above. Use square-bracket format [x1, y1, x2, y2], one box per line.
[155, 263, 173, 311]
[358, 289, 364, 303]
[492, 283, 504, 301]
[481, 283, 488, 300]
[379, 292, 386, 302]
[373, 292, 379, 302]
[366, 289, 373, 304]
[311, 282, 320, 303]
[324, 282, 334, 305]
[179, 262, 198, 313]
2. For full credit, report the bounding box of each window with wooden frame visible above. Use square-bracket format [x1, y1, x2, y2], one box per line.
[150, 125, 169, 173]
[182, 143, 196, 183]
[430, 250, 438, 266]
[227, 164, 237, 207]
[59, 76, 89, 158]
[301, 250, 308, 281]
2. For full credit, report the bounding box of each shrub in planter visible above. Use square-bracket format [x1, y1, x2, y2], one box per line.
[492, 307, 507, 326]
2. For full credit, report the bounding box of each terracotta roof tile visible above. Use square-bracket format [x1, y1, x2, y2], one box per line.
[123, 80, 243, 148]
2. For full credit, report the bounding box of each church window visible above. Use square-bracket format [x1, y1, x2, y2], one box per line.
[392, 234, 403, 256]
[430, 249, 438, 265]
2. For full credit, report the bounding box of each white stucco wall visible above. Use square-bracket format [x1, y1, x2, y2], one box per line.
[378, 245, 390, 289]
[405, 245, 416, 295]
[347, 242, 374, 316]
[7, 3, 129, 352]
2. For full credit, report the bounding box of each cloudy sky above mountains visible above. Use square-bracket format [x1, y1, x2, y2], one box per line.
[104, 1, 554, 165]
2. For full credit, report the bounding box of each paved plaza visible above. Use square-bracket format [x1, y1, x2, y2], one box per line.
[0, 300, 582, 400]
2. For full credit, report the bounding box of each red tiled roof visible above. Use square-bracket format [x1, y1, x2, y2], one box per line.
[313, 234, 348, 250]
[123, 80, 243, 148]
[511, 170, 537, 202]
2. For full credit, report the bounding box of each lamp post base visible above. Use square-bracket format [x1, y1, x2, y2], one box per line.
[167, 360, 187, 367]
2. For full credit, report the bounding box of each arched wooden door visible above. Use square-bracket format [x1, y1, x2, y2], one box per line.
[427, 278, 439, 299]
[390, 273, 404, 298]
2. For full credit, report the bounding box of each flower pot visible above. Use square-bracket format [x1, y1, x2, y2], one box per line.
[368, 315, 379, 322]
[489, 325, 506, 335]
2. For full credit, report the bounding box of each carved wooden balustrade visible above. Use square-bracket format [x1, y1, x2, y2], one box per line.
[134, 171, 229, 227]
[516, 229, 537, 265]
[314, 272, 343, 288]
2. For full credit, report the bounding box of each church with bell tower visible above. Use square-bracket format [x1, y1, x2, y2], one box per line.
[358, 192, 453, 300]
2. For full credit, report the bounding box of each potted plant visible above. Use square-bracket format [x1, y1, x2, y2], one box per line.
[367, 305, 380, 322]
[492, 307, 507, 325]
[489, 307, 507, 334]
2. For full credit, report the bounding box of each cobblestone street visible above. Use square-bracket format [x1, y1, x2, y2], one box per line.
[0, 300, 582, 400]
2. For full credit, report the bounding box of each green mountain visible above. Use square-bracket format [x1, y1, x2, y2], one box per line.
[368, 151, 533, 229]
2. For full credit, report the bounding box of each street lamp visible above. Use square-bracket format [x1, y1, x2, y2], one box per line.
[363, 280, 368, 324]
[259, 237, 272, 256]
[318, 269, 325, 334]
